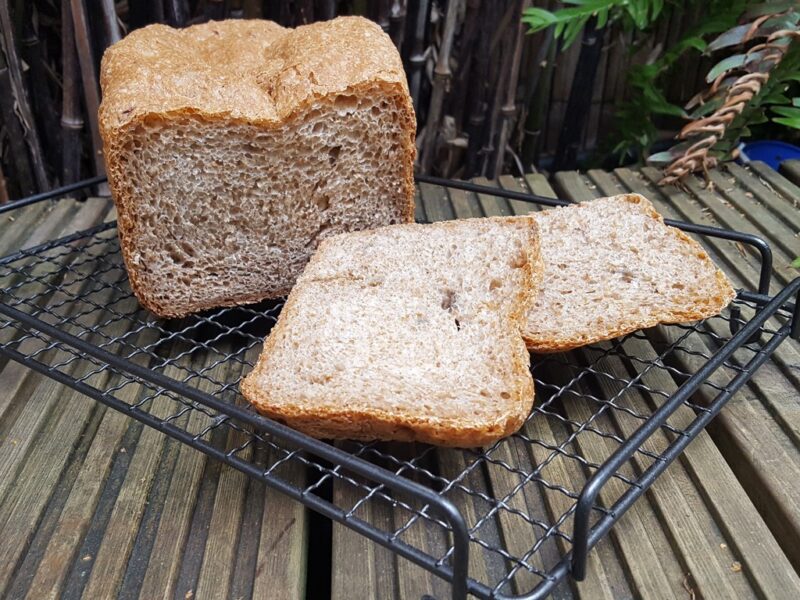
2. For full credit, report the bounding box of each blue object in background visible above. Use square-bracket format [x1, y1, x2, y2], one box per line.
[739, 140, 800, 170]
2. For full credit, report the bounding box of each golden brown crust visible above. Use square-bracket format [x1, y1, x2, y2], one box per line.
[99, 17, 416, 318]
[523, 193, 736, 353]
[99, 17, 410, 129]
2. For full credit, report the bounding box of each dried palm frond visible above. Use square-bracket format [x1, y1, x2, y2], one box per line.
[654, 8, 799, 184]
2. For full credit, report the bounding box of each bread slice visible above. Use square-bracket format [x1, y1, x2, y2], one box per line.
[241, 217, 542, 447]
[523, 193, 736, 353]
[99, 17, 416, 318]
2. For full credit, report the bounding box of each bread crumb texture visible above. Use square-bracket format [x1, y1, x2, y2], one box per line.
[99, 17, 416, 317]
[524, 194, 736, 352]
[241, 218, 542, 447]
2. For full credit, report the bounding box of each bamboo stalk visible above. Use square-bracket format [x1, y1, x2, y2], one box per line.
[0, 59, 34, 196]
[389, 0, 406, 49]
[278, 0, 293, 26]
[165, 0, 190, 26]
[552, 17, 604, 170]
[493, 0, 528, 177]
[518, 25, 553, 165]
[61, 0, 83, 186]
[204, 0, 227, 20]
[314, 0, 337, 21]
[0, 0, 49, 192]
[0, 161, 8, 204]
[419, 0, 462, 173]
[405, 0, 430, 111]
[296, 0, 315, 24]
[449, 0, 480, 129]
[480, 0, 516, 178]
[127, 1, 151, 29]
[21, 1, 60, 170]
[70, 0, 108, 185]
[463, 0, 495, 177]
[100, 0, 121, 44]
[370, 0, 391, 33]
[241, 0, 262, 18]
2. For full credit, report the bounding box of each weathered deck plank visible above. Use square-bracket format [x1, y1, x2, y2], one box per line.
[778, 159, 800, 188]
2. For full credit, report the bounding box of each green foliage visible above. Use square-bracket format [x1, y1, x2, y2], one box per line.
[613, 0, 749, 162]
[792, 257, 800, 269]
[522, 0, 665, 49]
[522, 0, 800, 164]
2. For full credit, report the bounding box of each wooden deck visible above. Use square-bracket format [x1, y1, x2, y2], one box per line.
[0, 161, 798, 599]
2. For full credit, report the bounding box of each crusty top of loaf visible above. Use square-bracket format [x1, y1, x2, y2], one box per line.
[99, 16, 409, 131]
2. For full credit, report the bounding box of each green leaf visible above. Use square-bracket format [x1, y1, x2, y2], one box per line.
[597, 7, 610, 29]
[747, 111, 770, 125]
[688, 96, 724, 119]
[521, 8, 559, 31]
[708, 14, 800, 52]
[706, 54, 748, 82]
[679, 37, 708, 53]
[771, 106, 800, 119]
[743, 1, 798, 19]
[791, 257, 800, 269]
[708, 23, 751, 52]
[763, 91, 791, 105]
[794, 97, 800, 107]
[773, 116, 800, 129]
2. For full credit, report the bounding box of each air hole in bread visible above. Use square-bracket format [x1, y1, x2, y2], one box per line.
[454, 318, 461, 331]
[509, 251, 527, 269]
[334, 95, 358, 112]
[440, 289, 456, 310]
[500, 391, 511, 399]
[327, 145, 341, 165]
[672, 282, 685, 289]
[314, 193, 330, 211]
[489, 279, 502, 291]
[179, 241, 196, 257]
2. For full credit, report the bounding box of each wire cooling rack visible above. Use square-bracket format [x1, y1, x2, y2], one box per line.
[1, 177, 798, 600]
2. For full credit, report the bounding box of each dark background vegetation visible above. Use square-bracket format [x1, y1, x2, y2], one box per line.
[0, 0, 797, 203]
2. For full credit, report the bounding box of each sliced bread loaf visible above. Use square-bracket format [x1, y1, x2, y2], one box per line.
[99, 17, 415, 318]
[241, 217, 542, 447]
[524, 193, 736, 352]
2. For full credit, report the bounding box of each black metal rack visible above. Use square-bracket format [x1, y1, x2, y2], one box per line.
[1, 177, 798, 600]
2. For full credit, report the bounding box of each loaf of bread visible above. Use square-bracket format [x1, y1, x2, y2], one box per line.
[524, 193, 736, 352]
[241, 218, 542, 447]
[99, 17, 416, 318]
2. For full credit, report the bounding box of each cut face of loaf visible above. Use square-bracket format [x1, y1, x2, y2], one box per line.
[241, 218, 542, 447]
[524, 193, 736, 352]
[99, 18, 416, 318]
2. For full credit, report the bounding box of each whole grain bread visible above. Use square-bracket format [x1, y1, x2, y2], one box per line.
[524, 193, 736, 352]
[241, 217, 542, 447]
[99, 17, 416, 318]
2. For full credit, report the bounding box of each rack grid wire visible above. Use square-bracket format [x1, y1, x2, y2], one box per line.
[1, 178, 798, 600]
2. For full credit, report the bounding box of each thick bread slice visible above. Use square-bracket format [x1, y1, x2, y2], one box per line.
[524, 193, 736, 353]
[99, 17, 416, 318]
[241, 217, 542, 447]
